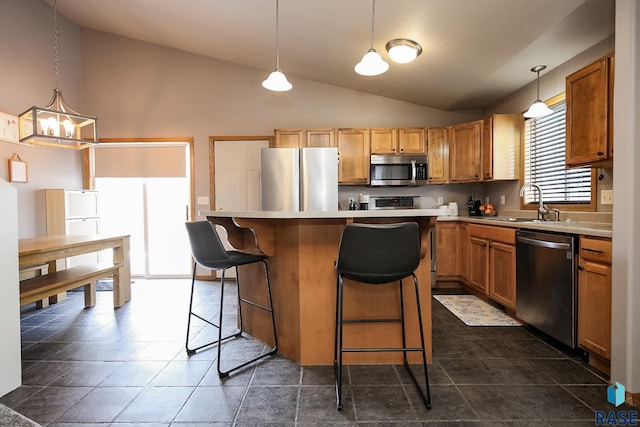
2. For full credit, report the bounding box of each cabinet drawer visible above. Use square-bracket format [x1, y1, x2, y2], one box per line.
[467, 224, 515, 245]
[580, 236, 612, 264]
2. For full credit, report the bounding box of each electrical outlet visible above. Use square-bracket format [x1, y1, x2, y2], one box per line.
[500, 195, 506, 205]
[437, 196, 444, 205]
[484, 196, 490, 205]
[197, 196, 209, 205]
[601, 190, 613, 205]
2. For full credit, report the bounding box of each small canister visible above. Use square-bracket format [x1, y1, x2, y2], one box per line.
[359, 194, 369, 210]
[448, 202, 459, 216]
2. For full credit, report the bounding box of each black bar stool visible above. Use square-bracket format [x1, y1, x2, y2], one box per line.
[334, 222, 431, 410]
[185, 221, 278, 377]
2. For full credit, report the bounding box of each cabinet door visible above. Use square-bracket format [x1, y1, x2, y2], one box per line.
[426, 127, 449, 184]
[578, 260, 612, 359]
[566, 57, 610, 166]
[450, 120, 482, 182]
[459, 223, 469, 279]
[370, 128, 398, 154]
[274, 129, 304, 148]
[489, 241, 516, 309]
[468, 236, 488, 294]
[435, 222, 459, 278]
[398, 128, 425, 154]
[482, 117, 494, 181]
[305, 129, 336, 147]
[337, 128, 370, 184]
[65, 190, 99, 218]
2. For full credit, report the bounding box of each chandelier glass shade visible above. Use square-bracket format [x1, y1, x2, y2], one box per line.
[523, 65, 553, 119]
[263, 0, 292, 91]
[355, 0, 388, 76]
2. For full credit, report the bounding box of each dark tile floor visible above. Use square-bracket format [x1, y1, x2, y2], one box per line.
[1, 279, 629, 426]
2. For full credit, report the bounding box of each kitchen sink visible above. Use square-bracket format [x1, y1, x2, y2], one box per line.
[483, 217, 541, 223]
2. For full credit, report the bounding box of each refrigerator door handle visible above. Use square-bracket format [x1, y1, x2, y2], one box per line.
[411, 160, 416, 185]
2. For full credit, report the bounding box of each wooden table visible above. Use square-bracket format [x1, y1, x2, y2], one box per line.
[18, 234, 132, 308]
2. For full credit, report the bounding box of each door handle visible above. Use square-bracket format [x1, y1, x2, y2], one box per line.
[517, 236, 571, 250]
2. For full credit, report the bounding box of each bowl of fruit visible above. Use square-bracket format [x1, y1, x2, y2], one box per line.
[479, 203, 496, 216]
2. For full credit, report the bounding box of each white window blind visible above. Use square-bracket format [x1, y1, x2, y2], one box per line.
[523, 100, 591, 204]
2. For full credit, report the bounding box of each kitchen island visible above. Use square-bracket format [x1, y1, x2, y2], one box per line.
[201, 209, 441, 366]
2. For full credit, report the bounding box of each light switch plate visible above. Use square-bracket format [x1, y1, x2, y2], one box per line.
[437, 196, 444, 205]
[197, 196, 210, 205]
[500, 195, 506, 205]
[601, 190, 613, 205]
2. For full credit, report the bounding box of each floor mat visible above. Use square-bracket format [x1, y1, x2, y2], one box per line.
[433, 294, 522, 326]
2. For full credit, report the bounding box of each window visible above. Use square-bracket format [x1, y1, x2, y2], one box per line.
[523, 97, 593, 206]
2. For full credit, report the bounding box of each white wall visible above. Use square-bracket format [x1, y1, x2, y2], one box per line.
[0, 179, 22, 396]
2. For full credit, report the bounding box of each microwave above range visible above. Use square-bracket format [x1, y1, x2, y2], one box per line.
[370, 154, 428, 186]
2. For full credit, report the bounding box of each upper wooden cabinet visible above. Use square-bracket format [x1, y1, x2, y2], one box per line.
[426, 127, 449, 184]
[450, 120, 483, 182]
[566, 54, 614, 167]
[274, 129, 336, 148]
[371, 128, 425, 154]
[482, 114, 521, 181]
[337, 128, 370, 184]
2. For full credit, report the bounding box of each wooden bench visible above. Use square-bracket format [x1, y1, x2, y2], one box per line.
[20, 263, 123, 308]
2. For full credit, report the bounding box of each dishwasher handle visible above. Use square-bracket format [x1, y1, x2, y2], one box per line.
[517, 235, 571, 250]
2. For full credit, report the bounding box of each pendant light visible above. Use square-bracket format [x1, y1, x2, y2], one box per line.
[18, 0, 97, 149]
[355, 0, 389, 76]
[262, 0, 292, 91]
[523, 65, 553, 119]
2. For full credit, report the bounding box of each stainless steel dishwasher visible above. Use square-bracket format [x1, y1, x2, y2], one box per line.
[516, 230, 577, 348]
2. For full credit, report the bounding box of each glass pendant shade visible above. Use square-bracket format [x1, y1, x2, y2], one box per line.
[524, 100, 553, 119]
[262, 69, 292, 91]
[524, 65, 552, 119]
[19, 89, 97, 149]
[355, 49, 389, 76]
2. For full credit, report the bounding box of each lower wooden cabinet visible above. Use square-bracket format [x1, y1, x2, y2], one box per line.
[578, 236, 612, 365]
[489, 241, 516, 309]
[459, 223, 469, 280]
[435, 222, 459, 279]
[468, 236, 489, 294]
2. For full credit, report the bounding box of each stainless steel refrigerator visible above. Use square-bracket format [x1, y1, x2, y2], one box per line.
[261, 147, 338, 211]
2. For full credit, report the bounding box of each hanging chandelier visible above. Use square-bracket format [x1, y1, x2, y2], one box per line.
[19, 0, 97, 149]
[262, 0, 292, 91]
[355, 0, 389, 76]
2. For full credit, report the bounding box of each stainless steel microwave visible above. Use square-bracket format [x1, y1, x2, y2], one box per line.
[369, 154, 428, 186]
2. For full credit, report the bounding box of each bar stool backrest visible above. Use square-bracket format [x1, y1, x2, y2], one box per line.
[185, 221, 232, 269]
[336, 222, 420, 284]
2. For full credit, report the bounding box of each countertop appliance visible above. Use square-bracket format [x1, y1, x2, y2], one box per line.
[369, 196, 420, 210]
[261, 147, 338, 212]
[516, 230, 577, 348]
[370, 154, 428, 186]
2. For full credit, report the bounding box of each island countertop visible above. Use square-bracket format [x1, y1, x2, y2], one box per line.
[202, 210, 436, 366]
[199, 208, 444, 219]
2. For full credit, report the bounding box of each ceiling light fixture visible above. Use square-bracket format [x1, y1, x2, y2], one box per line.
[385, 38, 422, 64]
[355, 0, 389, 76]
[262, 0, 292, 92]
[18, 0, 97, 149]
[523, 65, 553, 119]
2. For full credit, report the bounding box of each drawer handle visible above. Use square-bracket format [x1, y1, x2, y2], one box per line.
[582, 248, 604, 254]
[578, 266, 584, 271]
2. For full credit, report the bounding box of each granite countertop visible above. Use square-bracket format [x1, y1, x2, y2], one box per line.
[438, 215, 612, 238]
[200, 208, 444, 219]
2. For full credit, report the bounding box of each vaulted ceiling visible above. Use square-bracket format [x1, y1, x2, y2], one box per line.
[52, 0, 615, 111]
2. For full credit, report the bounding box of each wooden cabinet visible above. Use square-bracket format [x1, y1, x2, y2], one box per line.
[450, 120, 482, 182]
[371, 128, 398, 154]
[578, 236, 612, 368]
[426, 127, 449, 184]
[482, 114, 521, 181]
[371, 128, 425, 154]
[337, 128, 370, 184]
[274, 128, 336, 148]
[459, 222, 469, 280]
[467, 224, 516, 307]
[566, 54, 614, 167]
[435, 222, 459, 279]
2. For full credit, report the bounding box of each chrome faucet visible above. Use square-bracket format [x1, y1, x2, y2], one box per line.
[519, 183, 550, 220]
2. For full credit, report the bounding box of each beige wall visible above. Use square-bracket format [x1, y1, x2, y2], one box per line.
[0, 0, 84, 238]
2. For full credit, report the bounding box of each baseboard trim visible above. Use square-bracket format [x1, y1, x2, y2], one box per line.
[627, 391, 640, 406]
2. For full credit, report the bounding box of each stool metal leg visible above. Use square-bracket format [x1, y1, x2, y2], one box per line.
[334, 273, 345, 411]
[411, 273, 432, 409]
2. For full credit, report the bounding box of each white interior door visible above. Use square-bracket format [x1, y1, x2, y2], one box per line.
[214, 140, 269, 211]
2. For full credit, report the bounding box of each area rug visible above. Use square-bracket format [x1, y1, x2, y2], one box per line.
[433, 294, 522, 327]
[0, 403, 41, 427]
